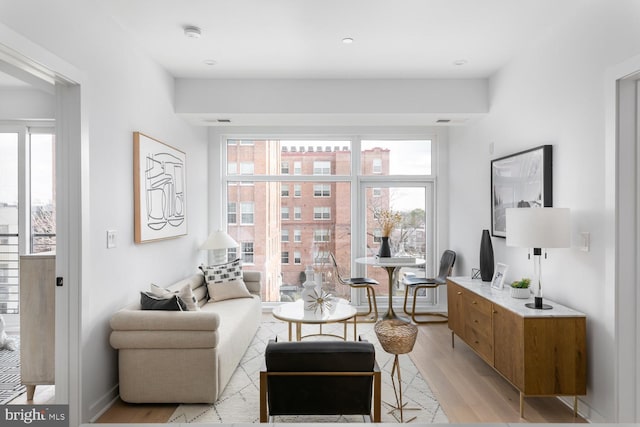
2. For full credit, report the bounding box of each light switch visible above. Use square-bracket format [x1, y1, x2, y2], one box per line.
[579, 232, 590, 252]
[107, 230, 117, 249]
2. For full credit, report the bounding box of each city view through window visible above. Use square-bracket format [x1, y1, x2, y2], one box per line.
[0, 131, 56, 314]
[225, 138, 434, 304]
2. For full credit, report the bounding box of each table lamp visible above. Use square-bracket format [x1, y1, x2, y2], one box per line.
[200, 230, 239, 265]
[506, 207, 570, 310]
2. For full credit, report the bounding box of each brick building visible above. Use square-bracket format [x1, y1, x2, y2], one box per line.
[226, 140, 390, 302]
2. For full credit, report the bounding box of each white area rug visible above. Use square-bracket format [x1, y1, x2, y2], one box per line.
[169, 320, 448, 423]
[0, 336, 25, 404]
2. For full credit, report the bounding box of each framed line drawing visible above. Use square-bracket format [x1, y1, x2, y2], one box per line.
[134, 132, 187, 243]
[491, 145, 552, 238]
[491, 263, 508, 290]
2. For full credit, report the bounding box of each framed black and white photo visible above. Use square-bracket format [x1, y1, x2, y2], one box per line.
[491, 145, 552, 238]
[134, 132, 187, 243]
[491, 263, 508, 290]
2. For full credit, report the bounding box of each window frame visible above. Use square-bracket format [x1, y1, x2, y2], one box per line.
[220, 134, 438, 306]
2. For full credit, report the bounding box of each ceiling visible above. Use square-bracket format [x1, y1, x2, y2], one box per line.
[0, 0, 581, 126]
[100, 0, 581, 79]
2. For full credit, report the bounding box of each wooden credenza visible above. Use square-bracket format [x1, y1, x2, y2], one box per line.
[19, 252, 55, 401]
[446, 276, 586, 417]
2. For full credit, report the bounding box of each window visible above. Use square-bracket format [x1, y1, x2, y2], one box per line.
[313, 161, 331, 175]
[240, 202, 254, 224]
[313, 207, 331, 220]
[314, 250, 329, 264]
[373, 228, 381, 243]
[239, 140, 254, 146]
[0, 129, 56, 314]
[240, 162, 254, 175]
[314, 229, 330, 242]
[228, 203, 237, 224]
[228, 163, 238, 175]
[361, 140, 432, 175]
[313, 184, 331, 197]
[372, 158, 382, 174]
[223, 137, 432, 303]
[228, 247, 238, 260]
[242, 242, 254, 264]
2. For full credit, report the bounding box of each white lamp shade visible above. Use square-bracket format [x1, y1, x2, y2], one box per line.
[506, 208, 571, 249]
[199, 230, 239, 250]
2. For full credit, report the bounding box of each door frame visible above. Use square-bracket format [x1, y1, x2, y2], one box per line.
[357, 180, 437, 309]
[1, 23, 87, 426]
[606, 54, 640, 422]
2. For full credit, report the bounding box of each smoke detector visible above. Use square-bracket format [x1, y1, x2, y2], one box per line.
[184, 26, 202, 39]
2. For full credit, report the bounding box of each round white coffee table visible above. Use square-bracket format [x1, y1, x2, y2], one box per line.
[272, 298, 358, 341]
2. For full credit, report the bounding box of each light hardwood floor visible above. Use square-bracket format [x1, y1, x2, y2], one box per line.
[95, 320, 586, 424]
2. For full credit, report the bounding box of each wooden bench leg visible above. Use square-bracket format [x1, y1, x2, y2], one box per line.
[26, 385, 36, 401]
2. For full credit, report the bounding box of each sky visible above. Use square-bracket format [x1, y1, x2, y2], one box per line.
[0, 132, 54, 207]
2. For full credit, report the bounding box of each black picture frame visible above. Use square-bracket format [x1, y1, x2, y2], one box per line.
[491, 145, 552, 238]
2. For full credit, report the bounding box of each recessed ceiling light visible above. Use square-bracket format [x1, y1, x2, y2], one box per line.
[184, 26, 202, 38]
[203, 59, 217, 66]
[453, 59, 468, 66]
[342, 37, 354, 44]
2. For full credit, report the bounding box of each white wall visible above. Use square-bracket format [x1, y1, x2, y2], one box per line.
[448, 1, 640, 422]
[0, 1, 208, 422]
[0, 88, 54, 120]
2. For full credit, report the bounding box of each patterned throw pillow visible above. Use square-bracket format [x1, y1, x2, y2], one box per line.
[201, 259, 252, 302]
[150, 283, 200, 311]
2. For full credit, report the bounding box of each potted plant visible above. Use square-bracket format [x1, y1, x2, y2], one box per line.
[510, 278, 531, 299]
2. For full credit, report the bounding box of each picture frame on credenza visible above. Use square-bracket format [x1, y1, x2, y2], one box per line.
[491, 263, 508, 290]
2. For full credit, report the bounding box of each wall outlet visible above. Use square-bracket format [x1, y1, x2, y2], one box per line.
[107, 230, 117, 249]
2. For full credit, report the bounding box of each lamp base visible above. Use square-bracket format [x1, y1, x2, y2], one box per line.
[525, 297, 553, 310]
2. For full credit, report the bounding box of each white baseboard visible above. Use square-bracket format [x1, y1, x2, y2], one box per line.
[558, 395, 606, 423]
[88, 383, 119, 423]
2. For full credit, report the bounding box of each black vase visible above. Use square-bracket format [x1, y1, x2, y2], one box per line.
[479, 229, 494, 281]
[378, 236, 392, 258]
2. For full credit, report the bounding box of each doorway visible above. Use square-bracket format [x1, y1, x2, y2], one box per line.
[0, 33, 85, 425]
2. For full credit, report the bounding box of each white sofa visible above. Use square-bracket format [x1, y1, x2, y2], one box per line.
[109, 271, 262, 403]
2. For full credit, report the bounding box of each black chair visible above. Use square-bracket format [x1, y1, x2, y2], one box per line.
[402, 250, 456, 324]
[329, 252, 379, 322]
[259, 339, 381, 422]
